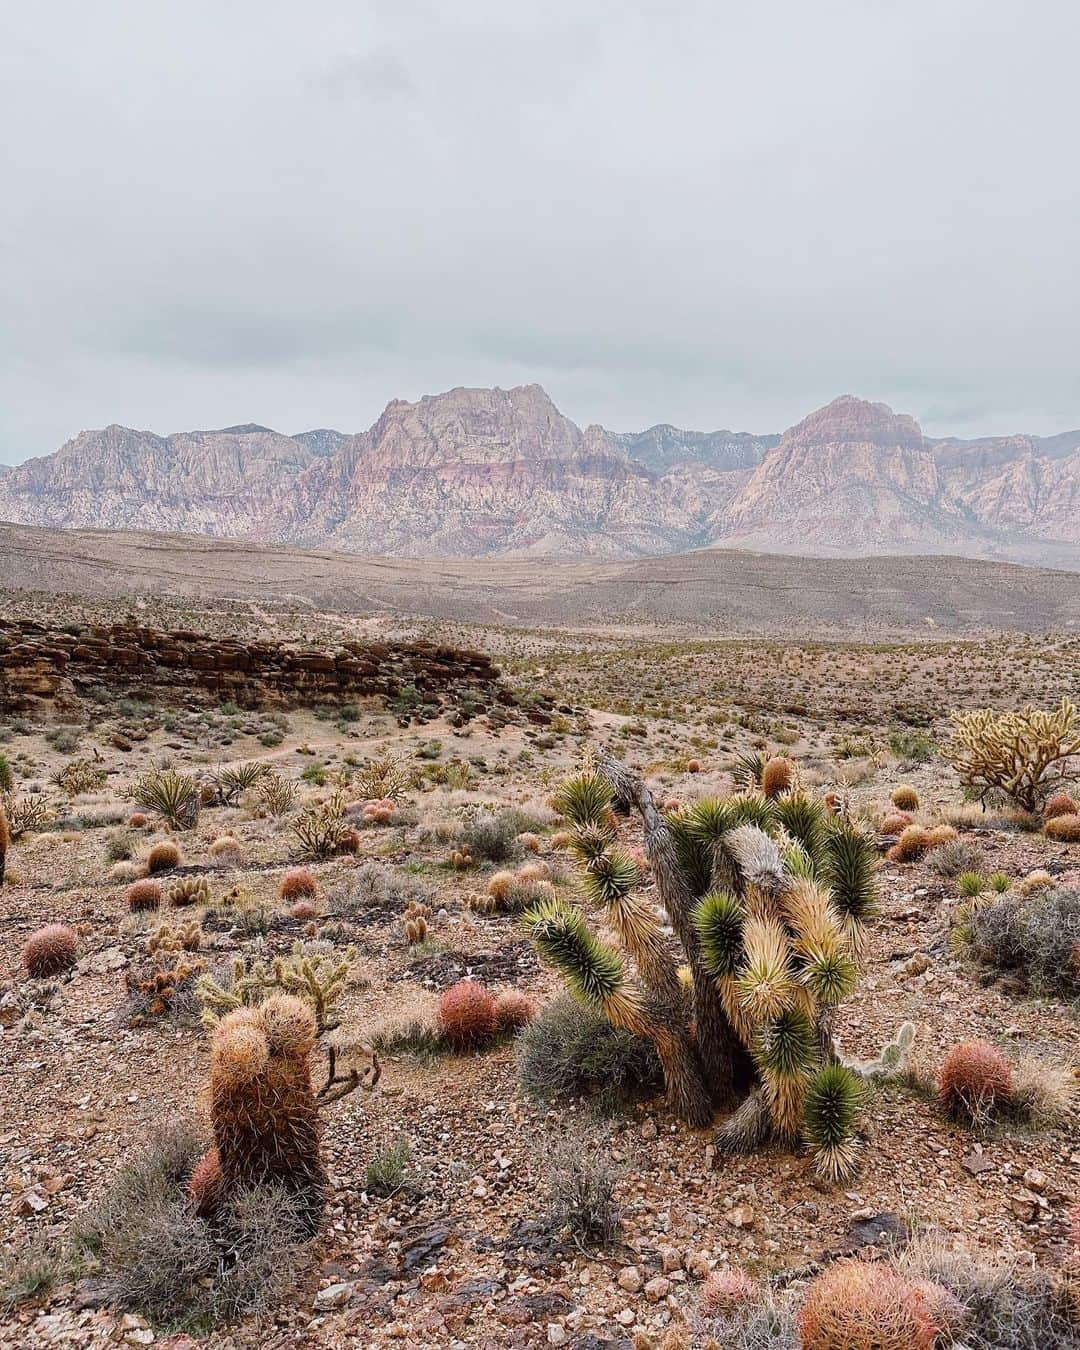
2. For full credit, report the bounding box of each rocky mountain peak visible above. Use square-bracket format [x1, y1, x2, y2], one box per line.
[783, 395, 925, 452]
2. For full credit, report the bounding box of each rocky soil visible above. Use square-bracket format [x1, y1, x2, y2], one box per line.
[0, 602, 1077, 1348]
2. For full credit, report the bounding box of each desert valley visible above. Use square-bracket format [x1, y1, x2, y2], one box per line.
[1, 438, 1079, 1346]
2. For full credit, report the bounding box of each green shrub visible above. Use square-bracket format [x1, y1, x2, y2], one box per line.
[516, 994, 661, 1111]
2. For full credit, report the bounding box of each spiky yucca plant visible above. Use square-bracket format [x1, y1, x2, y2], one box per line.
[527, 748, 879, 1171]
[128, 768, 201, 830]
[804, 1064, 865, 1181]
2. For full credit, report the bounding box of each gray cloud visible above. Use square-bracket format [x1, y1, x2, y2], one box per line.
[2, 0, 1079, 464]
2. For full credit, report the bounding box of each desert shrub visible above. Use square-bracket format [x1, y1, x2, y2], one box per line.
[104, 828, 136, 863]
[280, 868, 318, 902]
[129, 769, 201, 830]
[64, 1118, 307, 1330]
[0, 752, 12, 793]
[1009, 1056, 1077, 1127]
[326, 861, 414, 916]
[543, 1129, 621, 1247]
[945, 700, 1080, 812]
[925, 838, 986, 878]
[938, 1040, 1013, 1125]
[1045, 812, 1080, 842]
[1044, 791, 1079, 820]
[891, 785, 920, 810]
[437, 980, 498, 1050]
[365, 1136, 414, 1198]
[493, 989, 536, 1032]
[889, 730, 934, 763]
[966, 887, 1080, 998]
[899, 1238, 1080, 1350]
[797, 1260, 936, 1350]
[127, 879, 162, 912]
[457, 809, 529, 863]
[22, 923, 78, 977]
[147, 840, 182, 874]
[516, 994, 662, 1109]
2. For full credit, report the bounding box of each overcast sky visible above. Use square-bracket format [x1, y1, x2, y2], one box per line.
[2, 1, 1078, 465]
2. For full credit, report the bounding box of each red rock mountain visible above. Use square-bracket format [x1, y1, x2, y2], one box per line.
[0, 386, 1077, 566]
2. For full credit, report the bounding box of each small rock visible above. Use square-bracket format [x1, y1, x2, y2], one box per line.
[644, 1275, 671, 1302]
[618, 1266, 643, 1293]
[962, 1153, 996, 1177]
[547, 1325, 567, 1346]
[724, 1204, 755, 1230]
[1010, 1191, 1040, 1223]
[313, 1282, 354, 1310]
[1022, 1168, 1047, 1193]
[640, 1118, 659, 1141]
[659, 1246, 682, 1274]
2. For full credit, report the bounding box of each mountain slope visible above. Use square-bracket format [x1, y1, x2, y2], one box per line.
[1, 386, 1078, 565]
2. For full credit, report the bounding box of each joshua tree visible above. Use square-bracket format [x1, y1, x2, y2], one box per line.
[525, 747, 879, 1179]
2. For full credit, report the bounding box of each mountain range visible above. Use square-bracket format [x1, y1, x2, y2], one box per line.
[1, 385, 1078, 567]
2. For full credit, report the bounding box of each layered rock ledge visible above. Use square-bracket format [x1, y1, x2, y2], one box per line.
[0, 619, 516, 723]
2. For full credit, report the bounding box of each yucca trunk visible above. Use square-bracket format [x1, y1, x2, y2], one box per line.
[596, 751, 757, 1107]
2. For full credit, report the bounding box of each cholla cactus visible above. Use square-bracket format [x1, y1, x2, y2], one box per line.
[837, 1021, 915, 1080]
[526, 748, 879, 1173]
[50, 757, 107, 797]
[945, 699, 1080, 812]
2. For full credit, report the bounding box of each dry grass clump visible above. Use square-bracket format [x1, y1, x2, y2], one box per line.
[22, 923, 78, 977]
[1017, 868, 1055, 894]
[1010, 1056, 1077, 1127]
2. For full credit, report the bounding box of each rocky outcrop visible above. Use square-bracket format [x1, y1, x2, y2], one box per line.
[0, 620, 520, 722]
[1, 386, 1078, 565]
